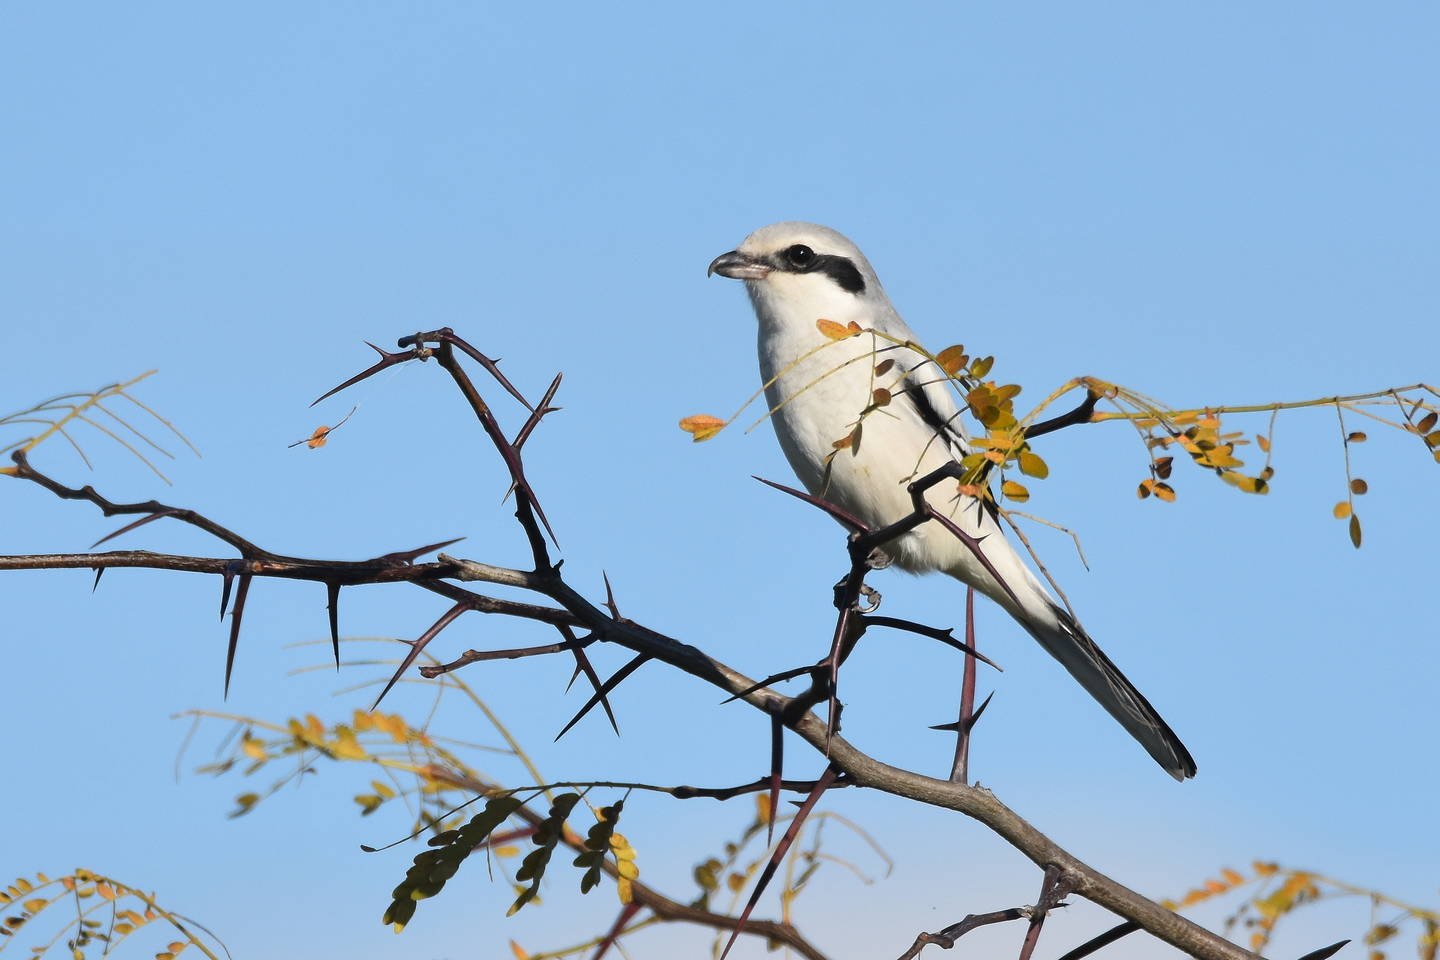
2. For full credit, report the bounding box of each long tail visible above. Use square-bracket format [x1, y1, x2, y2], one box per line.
[998, 584, 1197, 780]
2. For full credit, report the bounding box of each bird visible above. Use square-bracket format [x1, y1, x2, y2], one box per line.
[707, 221, 1197, 780]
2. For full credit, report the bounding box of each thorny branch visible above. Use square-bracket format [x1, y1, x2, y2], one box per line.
[421, 767, 831, 960]
[0, 327, 1333, 960]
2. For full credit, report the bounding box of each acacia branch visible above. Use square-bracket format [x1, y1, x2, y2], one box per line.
[1, 332, 1265, 960]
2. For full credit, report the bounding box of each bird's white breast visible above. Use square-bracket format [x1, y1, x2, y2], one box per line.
[749, 279, 988, 579]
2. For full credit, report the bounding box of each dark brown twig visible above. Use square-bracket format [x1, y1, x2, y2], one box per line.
[720, 763, 841, 960]
[949, 587, 979, 783]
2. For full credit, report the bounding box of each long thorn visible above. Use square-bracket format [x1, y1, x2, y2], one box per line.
[326, 582, 341, 670]
[90, 508, 178, 548]
[372, 602, 469, 709]
[224, 573, 252, 699]
[555, 653, 649, 741]
[767, 709, 783, 845]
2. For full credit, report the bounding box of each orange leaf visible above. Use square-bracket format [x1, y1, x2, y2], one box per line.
[816, 318, 857, 341]
[1256, 434, 1271, 453]
[1333, 501, 1351, 520]
[1153, 482, 1176, 503]
[510, 940, 530, 960]
[935, 345, 968, 376]
[307, 427, 331, 449]
[1347, 431, 1367, 443]
[1221, 867, 1245, 885]
[832, 425, 861, 452]
[678, 414, 727, 442]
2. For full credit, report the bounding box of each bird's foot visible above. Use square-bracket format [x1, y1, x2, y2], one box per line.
[856, 584, 882, 613]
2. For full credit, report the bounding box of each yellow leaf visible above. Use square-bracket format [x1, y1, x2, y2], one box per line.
[1153, 482, 1176, 503]
[330, 727, 368, 760]
[96, 882, 116, 900]
[1137, 478, 1154, 499]
[616, 861, 639, 880]
[678, 414, 727, 442]
[609, 834, 636, 859]
[23, 897, 47, 912]
[616, 877, 633, 904]
[816, 318, 856, 341]
[241, 736, 266, 761]
[492, 845, 520, 858]
[935, 345, 968, 376]
[968, 355, 994, 379]
[1416, 411, 1438, 434]
[1220, 471, 1268, 494]
[1001, 480, 1030, 503]
[1018, 451, 1049, 479]
[510, 941, 530, 960]
[1333, 501, 1351, 520]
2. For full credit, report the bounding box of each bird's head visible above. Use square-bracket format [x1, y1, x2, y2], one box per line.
[707, 222, 886, 327]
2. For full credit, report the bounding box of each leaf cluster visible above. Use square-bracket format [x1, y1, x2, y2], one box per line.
[0, 869, 222, 960]
[1164, 861, 1439, 959]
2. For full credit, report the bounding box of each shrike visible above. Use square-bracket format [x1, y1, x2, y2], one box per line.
[708, 221, 1196, 780]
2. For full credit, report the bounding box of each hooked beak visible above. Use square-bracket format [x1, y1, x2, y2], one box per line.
[707, 250, 772, 281]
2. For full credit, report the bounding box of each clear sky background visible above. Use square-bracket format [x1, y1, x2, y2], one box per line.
[1, 4, 1435, 959]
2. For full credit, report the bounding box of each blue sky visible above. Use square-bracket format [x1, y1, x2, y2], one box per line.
[1, 4, 1436, 958]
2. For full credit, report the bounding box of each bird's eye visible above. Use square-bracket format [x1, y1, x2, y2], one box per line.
[784, 244, 816, 268]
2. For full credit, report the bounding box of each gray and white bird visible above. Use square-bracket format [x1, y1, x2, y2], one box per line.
[708, 221, 1196, 780]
